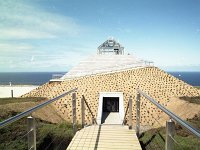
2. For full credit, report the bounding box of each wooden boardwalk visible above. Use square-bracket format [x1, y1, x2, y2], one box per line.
[67, 125, 141, 150]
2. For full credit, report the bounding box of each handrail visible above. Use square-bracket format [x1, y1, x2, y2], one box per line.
[137, 89, 200, 138]
[0, 88, 78, 129]
[122, 99, 129, 125]
[82, 95, 97, 124]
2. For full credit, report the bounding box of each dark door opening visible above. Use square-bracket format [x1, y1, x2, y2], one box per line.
[103, 97, 119, 112]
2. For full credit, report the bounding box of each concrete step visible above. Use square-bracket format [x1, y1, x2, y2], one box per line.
[102, 112, 121, 124]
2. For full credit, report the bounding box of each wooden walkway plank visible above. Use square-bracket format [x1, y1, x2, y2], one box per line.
[67, 125, 142, 150]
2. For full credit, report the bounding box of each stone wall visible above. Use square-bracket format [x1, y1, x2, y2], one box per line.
[23, 67, 200, 127]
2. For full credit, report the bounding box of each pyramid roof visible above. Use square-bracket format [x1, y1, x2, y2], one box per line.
[61, 39, 153, 79]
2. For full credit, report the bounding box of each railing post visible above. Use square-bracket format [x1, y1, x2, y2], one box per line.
[136, 92, 140, 137]
[81, 96, 85, 128]
[72, 92, 76, 134]
[129, 96, 132, 129]
[82, 95, 97, 125]
[92, 117, 95, 125]
[27, 116, 36, 150]
[165, 119, 175, 150]
[11, 90, 13, 98]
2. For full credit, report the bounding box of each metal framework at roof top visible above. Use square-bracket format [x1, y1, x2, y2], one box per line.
[97, 38, 124, 55]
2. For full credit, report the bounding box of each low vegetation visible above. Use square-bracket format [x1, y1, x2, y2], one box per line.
[139, 114, 200, 150]
[0, 97, 74, 150]
[195, 86, 200, 89]
[179, 96, 200, 104]
[0, 97, 47, 105]
[1, 97, 199, 149]
[178, 86, 200, 104]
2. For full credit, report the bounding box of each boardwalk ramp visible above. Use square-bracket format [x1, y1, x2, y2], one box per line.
[67, 125, 141, 150]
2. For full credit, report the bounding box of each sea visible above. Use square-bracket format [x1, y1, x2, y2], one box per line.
[0, 72, 199, 86]
[0, 72, 65, 85]
[168, 72, 200, 86]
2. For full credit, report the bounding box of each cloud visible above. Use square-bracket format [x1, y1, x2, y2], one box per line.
[0, 48, 88, 71]
[0, 0, 81, 40]
[0, 43, 34, 52]
[0, 28, 56, 40]
[0, 0, 86, 71]
[31, 56, 35, 62]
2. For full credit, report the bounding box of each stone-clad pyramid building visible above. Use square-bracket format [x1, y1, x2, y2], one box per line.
[23, 38, 200, 128]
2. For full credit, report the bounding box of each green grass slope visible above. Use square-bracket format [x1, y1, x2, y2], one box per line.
[0, 97, 74, 150]
[139, 114, 200, 150]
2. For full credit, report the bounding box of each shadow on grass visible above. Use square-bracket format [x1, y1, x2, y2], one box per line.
[139, 130, 165, 150]
[179, 96, 200, 104]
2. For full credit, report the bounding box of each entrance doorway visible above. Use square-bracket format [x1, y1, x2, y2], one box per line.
[97, 92, 124, 125]
[101, 97, 120, 124]
[103, 97, 119, 112]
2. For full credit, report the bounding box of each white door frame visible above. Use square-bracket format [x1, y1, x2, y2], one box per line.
[97, 92, 124, 125]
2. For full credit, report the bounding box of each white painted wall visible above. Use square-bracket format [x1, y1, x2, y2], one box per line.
[0, 85, 38, 98]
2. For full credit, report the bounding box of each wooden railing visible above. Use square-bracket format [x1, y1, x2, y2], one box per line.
[81, 95, 97, 128]
[122, 96, 133, 129]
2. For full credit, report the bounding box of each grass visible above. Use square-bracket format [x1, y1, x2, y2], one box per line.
[179, 96, 200, 104]
[2, 96, 199, 150]
[0, 97, 74, 150]
[0, 117, 74, 150]
[37, 121, 74, 150]
[178, 86, 200, 104]
[195, 86, 200, 89]
[139, 114, 200, 150]
[0, 97, 47, 105]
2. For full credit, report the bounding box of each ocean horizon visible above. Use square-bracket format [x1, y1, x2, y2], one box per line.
[168, 71, 200, 86]
[0, 72, 66, 85]
[0, 71, 199, 86]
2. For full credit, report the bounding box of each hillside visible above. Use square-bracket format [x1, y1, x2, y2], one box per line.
[22, 67, 200, 127]
[0, 97, 73, 150]
[0, 97, 64, 123]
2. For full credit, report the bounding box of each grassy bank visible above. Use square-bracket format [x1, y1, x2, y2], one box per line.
[179, 86, 200, 104]
[0, 97, 74, 150]
[140, 86, 200, 150]
[195, 86, 200, 89]
[139, 114, 200, 150]
[0, 97, 47, 105]
[179, 96, 200, 104]
[0, 118, 73, 150]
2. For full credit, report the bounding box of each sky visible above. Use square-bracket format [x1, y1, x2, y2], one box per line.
[0, 0, 200, 72]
